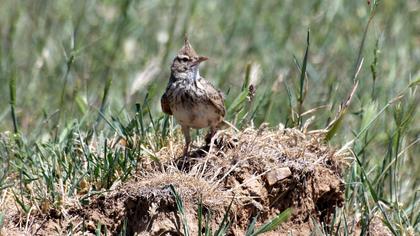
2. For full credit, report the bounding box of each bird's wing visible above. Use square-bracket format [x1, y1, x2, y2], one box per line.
[200, 78, 226, 117]
[161, 92, 173, 115]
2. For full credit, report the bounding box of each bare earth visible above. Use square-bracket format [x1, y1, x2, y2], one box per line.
[2, 126, 391, 235]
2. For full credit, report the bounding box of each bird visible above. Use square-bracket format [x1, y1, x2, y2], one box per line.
[161, 37, 225, 156]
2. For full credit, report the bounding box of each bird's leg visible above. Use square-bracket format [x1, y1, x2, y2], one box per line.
[181, 125, 191, 156]
[205, 127, 217, 145]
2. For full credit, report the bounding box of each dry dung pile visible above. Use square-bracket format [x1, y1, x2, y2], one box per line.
[3, 126, 351, 235]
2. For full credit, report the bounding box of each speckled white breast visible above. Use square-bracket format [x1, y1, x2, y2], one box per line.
[168, 79, 223, 129]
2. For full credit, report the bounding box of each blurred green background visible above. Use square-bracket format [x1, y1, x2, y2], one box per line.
[1, 0, 418, 134]
[0, 0, 419, 233]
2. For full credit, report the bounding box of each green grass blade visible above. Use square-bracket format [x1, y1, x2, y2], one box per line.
[95, 222, 102, 236]
[297, 29, 310, 125]
[214, 197, 234, 236]
[0, 212, 4, 230]
[198, 196, 203, 236]
[245, 213, 259, 236]
[9, 71, 18, 134]
[205, 210, 212, 236]
[241, 63, 251, 92]
[227, 90, 248, 115]
[169, 184, 189, 236]
[250, 208, 292, 235]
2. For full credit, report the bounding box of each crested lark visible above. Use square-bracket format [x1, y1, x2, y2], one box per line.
[161, 37, 225, 156]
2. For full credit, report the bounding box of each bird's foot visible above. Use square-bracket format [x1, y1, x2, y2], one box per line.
[205, 131, 216, 145]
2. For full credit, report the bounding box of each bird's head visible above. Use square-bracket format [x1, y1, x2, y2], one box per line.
[170, 36, 208, 81]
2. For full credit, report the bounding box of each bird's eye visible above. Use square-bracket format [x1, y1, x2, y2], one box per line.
[181, 57, 189, 62]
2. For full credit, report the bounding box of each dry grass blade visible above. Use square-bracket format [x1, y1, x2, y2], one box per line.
[126, 59, 160, 103]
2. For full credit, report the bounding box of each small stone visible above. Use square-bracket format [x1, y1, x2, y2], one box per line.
[265, 167, 292, 186]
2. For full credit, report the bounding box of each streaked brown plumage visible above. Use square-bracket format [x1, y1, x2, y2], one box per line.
[161, 37, 225, 156]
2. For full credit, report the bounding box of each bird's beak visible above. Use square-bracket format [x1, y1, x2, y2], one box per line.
[191, 56, 208, 67]
[197, 56, 208, 63]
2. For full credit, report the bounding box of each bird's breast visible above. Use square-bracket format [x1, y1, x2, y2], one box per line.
[167, 81, 223, 129]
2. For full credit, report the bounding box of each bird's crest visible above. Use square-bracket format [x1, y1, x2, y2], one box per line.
[177, 35, 198, 58]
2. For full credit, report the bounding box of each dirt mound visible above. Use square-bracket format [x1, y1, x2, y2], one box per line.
[3, 126, 350, 235]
